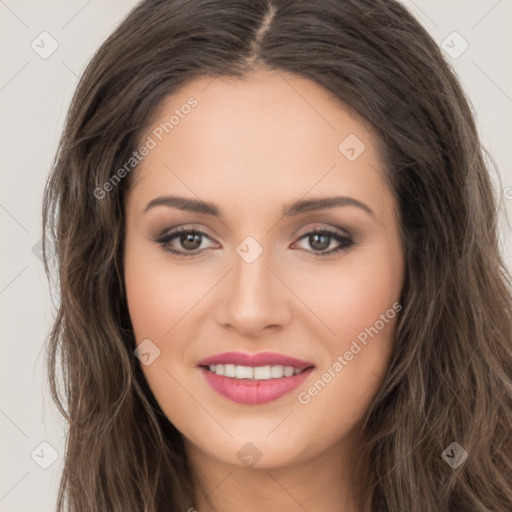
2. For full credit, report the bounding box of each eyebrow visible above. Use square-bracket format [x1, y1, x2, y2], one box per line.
[143, 195, 375, 218]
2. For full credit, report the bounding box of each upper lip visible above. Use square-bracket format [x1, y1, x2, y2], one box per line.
[197, 351, 315, 369]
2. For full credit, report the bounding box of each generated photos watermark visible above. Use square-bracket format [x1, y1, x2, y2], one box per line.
[297, 301, 402, 405]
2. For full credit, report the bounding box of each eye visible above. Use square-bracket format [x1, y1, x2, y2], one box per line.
[154, 226, 354, 258]
[292, 228, 354, 257]
[155, 227, 217, 258]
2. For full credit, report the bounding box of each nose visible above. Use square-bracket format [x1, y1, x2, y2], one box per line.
[214, 245, 291, 338]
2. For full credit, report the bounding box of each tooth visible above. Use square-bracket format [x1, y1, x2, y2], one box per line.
[284, 366, 295, 377]
[253, 365, 272, 380]
[270, 365, 284, 378]
[224, 364, 236, 377]
[235, 365, 254, 379]
[208, 363, 305, 379]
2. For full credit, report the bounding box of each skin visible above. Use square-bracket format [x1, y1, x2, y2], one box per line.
[124, 69, 405, 512]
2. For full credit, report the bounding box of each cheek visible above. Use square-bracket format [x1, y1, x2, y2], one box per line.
[287, 243, 402, 352]
[339, 266, 401, 342]
[124, 271, 170, 342]
[293, 276, 400, 451]
[124, 251, 207, 432]
[294, 241, 403, 419]
[124, 248, 211, 341]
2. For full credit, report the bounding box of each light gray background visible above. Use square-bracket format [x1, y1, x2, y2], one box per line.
[1, 1, 511, 510]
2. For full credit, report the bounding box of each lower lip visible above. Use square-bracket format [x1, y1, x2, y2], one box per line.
[199, 366, 315, 404]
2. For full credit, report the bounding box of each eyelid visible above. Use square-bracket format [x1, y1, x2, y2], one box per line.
[156, 223, 350, 243]
[293, 222, 351, 239]
[155, 225, 218, 248]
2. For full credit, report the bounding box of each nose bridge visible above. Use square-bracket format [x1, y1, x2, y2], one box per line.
[217, 237, 289, 333]
[233, 244, 271, 296]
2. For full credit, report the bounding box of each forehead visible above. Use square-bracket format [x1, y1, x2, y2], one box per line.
[127, 69, 391, 220]
[144, 69, 378, 160]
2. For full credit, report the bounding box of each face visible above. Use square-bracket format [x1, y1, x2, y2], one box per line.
[124, 69, 404, 472]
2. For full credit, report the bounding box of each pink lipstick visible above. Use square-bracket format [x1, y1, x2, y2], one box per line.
[197, 351, 315, 405]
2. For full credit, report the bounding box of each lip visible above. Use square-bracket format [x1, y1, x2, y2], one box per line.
[196, 351, 314, 369]
[199, 366, 315, 404]
[197, 351, 316, 405]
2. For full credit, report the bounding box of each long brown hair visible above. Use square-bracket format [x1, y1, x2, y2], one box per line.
[42, 0, 512, 510]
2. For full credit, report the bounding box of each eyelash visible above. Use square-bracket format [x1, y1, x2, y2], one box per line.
[154, 226, 354, 259]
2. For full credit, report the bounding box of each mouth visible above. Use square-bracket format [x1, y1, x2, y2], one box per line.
[196, 352, 316, 404]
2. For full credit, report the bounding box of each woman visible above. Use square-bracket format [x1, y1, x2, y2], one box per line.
[42, 0, 512, 510]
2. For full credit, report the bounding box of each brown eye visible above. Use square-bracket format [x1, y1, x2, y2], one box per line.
[179, 232, 203, 251]
[294, 229, 354, 256]
[155, 228, 216, 257]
